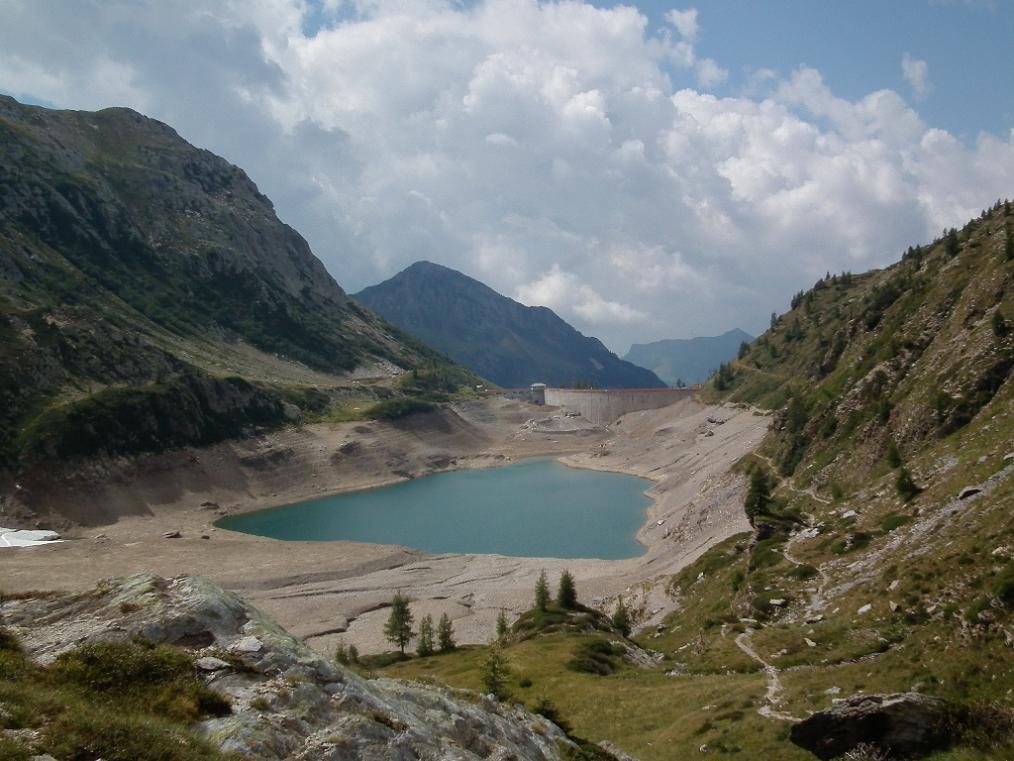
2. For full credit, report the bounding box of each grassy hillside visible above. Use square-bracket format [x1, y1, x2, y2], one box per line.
[0, 96, 479, 467]
[376, 204, 1014, 761]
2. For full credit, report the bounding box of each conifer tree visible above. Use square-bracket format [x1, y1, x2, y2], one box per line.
[744, 467, 773, 521]
[611, 598, 631, 637]
[557, 569, 578, 609]
[437, 613, 456, 652]
[482, 644, 511, 700]
[416, 614, 434, 657]
[383, 592, 414, 654]
[496, 610, 509, 643]
[945, 228, 960, 257]
[534, 570, 550, 612]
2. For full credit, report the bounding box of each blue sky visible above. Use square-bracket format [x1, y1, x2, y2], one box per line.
[1, 0, 1012, 349]
[657, 0, 1014, 140]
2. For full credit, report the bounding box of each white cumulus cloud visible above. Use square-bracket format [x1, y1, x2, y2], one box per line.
[902, 53, 931, 99]
[0, 0, 1011, 353]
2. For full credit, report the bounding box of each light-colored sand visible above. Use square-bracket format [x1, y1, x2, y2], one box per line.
[0, 397, 768, 655]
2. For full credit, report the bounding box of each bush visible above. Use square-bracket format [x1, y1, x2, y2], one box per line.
[370, 397, 436, 420]
[565, 639, 622, 675]
[790, 564, 818, 580]
[50, 640, 230, 722]
[896, 468, 921, 502]
[880, 513, 911, 533]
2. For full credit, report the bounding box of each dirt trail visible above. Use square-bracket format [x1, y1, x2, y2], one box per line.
[751, 452, 831, 505]
[733, 630, 803, 722]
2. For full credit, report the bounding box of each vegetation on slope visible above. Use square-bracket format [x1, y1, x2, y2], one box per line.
[0, 629, 236, 761]
[0, 96, 481, 466]
[380, 204, 1014, 760]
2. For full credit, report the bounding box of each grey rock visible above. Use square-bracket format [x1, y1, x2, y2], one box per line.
[1, 573, 594, 761]
[232, 636, 263, 654]
[196, 656, 232, 671]
[789, 692, 954, 760]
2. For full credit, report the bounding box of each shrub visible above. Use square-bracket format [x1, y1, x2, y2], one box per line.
[369, 398, 435, 420]
[790, 564, 819, 580]
[896, 468, 921, 502]
[50, 640, 230, 722]
[880, 513, 911, 533]
[566, 639, 622, 675]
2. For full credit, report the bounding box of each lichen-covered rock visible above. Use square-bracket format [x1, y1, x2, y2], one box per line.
[0, 573, 584, 760]
[789, 692, 955, 760]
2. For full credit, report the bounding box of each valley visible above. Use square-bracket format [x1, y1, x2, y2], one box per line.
[0, 395, 767, 659]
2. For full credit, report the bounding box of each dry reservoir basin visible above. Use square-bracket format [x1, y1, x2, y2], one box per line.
[217, 458, 651, 559]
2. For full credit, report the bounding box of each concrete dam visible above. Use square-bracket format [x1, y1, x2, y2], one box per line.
[540, 387, 695, 425]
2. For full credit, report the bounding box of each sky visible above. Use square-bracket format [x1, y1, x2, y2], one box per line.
[1, 0, 1013, 353]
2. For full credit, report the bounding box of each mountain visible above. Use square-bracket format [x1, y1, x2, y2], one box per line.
[0, 96, 470, 465]
[354, 261, 665, 389]
[624, 328, 753, 386]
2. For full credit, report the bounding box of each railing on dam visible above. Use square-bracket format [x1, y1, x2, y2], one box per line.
[489, 386, 698, 425]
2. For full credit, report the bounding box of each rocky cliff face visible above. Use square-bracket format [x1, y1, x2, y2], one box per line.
[355, 261, 666, 389]
[1, 574, 581, 760]
[0, 96, 458, 466]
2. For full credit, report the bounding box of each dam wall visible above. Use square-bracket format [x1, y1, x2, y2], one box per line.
[543, 387, 695, 425]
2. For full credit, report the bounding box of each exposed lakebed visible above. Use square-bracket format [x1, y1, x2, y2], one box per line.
[218, 458, 651, 559]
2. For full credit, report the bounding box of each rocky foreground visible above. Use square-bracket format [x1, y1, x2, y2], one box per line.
[1, 573, 604, 761]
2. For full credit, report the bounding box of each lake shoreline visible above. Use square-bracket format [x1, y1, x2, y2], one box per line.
[0, 397, 769, 654]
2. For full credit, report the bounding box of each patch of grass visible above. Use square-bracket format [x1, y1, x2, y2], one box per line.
[368, 397, 436, 420]
[566, 639, 624, 676]
[0, 634, 236, 761]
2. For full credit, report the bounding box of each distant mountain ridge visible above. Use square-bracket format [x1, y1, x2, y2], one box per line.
[354, 261, 666, 388]
[624, 328, 753, 386]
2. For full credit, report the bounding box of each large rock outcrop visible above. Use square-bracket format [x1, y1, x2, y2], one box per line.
[789, 693, 955, 760]
[1, 574, 580, 760]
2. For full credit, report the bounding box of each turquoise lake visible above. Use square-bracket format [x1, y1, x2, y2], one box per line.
[217, 459, 651, 559]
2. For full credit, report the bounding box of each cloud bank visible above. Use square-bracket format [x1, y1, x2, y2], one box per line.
[1, 0, 1012, 351]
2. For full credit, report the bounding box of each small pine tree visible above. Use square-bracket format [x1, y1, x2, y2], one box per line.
[417, 614, 435, 657]
[482, 644, 511, 700]
[334, 641, 350, 665]
[944, 228, 960, 257]
[437, 613, 456, 652]
[534, 570, 550, 612]
[744, 467, 773, 520]
[496, 610, 509, 643]
[885, 439, 902, 469]
[896, 467, 921, 502]
[993, 310, 1009, 337]
[557, 569, 578, 609]
[383, 592, 414, 654]
[611, 599, 631, 637]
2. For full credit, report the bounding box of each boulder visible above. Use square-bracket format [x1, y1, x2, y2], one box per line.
[789, 693, 954, 760]
[0, 573, 588, 761]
